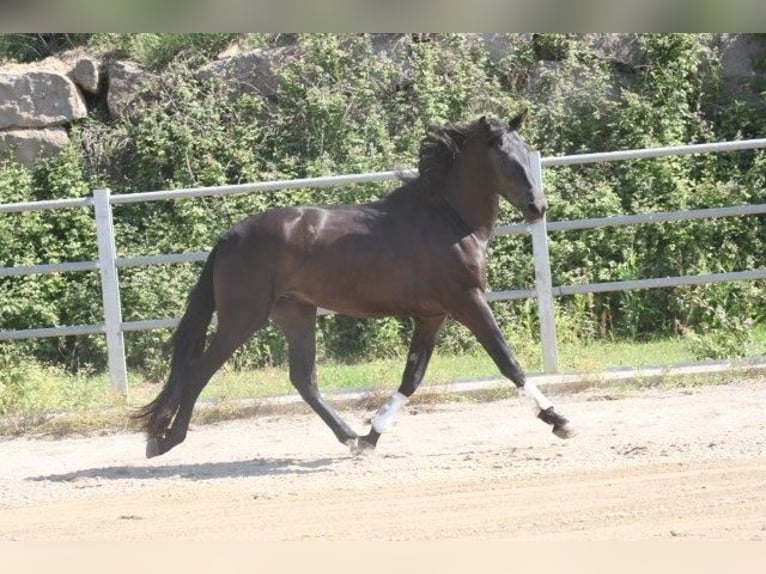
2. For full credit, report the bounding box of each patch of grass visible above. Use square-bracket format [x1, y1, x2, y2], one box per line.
[0, 362, 124, 417]
[558, 337, 692, 372]
[2, 330, 765, 437]
[127, 330, 765, 405]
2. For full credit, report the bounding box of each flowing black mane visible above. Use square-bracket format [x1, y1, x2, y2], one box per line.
[412, 116, 507, 193]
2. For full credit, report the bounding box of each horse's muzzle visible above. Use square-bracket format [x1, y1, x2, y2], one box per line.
[524, 198, 548, 223]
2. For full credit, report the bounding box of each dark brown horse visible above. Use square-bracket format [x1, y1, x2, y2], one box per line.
[134, 111, 576, 458]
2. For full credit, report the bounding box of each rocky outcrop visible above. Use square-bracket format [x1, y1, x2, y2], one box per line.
[1, 55, 92, 168]
[0, 53, 157, 167]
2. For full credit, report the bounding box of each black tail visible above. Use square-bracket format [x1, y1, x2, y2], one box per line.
[132, 243, 219, 437]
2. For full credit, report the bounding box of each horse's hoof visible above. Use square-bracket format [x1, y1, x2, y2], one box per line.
[356, 438, 377, 456]
[553, 422, 577, 439]
[346, 438, 362, 456]
[346, 437, 376, 457]
[146, 437, 162, 458]
[538, 407, 576, 439]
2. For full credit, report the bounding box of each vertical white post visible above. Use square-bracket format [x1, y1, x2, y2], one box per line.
[94, 188, 128, 395]
[529, 152, 559, 374]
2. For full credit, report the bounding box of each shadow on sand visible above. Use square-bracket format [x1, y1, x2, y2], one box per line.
[28, 455, 348, 483]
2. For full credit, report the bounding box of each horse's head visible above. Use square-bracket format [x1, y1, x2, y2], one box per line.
[479, 111, 547, 223]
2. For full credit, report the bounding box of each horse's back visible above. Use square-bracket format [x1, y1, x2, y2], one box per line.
[213, 192, 482, 317]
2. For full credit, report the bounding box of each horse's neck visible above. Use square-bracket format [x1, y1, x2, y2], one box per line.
[443, 156, 499, 243]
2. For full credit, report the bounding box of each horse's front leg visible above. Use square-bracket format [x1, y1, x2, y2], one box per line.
[358, 315, 447, 452]
[449, 289, 576, 439]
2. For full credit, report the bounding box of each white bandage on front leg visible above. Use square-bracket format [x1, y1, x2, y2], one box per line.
[522, 381, 554, 414]
[371, 392, 407, 433]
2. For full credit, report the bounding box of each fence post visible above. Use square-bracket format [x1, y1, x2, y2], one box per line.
[93, 188, 129, 395]
[529, 151, 559, 374]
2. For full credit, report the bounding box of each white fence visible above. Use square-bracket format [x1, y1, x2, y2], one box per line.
[2, 138, 766, 395]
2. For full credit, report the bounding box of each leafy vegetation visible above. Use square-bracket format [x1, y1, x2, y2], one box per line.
[1, 33, 765, 386]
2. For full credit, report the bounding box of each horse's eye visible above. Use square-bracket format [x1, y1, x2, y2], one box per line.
[488, 134, 503, 147]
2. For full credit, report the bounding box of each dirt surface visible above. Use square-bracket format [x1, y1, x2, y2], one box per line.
[1, 380, 765, 541]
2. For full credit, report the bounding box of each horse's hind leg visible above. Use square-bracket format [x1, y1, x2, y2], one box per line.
[358, 315, 446, 451]
[150, 325, 255, 457]
[147, 310, 267, 457]
[149, 252, 276, 457]
[271, 299, 360, 452]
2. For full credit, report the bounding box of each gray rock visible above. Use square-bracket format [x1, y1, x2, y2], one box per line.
[0, 127, 70, 168]
[68, 56, 100, 94]
[480, 33, 534, 62]
[717, 33, 766, 78]
[587, 33, 645, 68]
[0, 71, 87, 129]
[106, 60, 156, 120]
[197, 45, 302, 97]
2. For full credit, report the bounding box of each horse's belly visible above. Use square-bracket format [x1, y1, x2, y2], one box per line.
[293, 273, 443, 319]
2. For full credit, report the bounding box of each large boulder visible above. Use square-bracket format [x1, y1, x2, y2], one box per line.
[0, 70, 87, 129]
[0, 127, 69, 167]
[106, 60, 156, 119]
[717, 33, 766, 78]
[196, 45, 302, 97]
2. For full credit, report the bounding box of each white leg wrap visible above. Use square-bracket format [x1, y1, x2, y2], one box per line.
[522, 381, 554, 414]
[371, 392, 407, 433]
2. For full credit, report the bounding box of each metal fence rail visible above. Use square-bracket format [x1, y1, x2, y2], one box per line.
[2, 138, 766, 394]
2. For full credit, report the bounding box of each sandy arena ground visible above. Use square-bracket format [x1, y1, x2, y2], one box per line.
[1, 380, 765, 541]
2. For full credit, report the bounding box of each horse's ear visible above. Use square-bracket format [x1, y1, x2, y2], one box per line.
[508, 108, 528, 132]
[479, 115, 496, 142]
